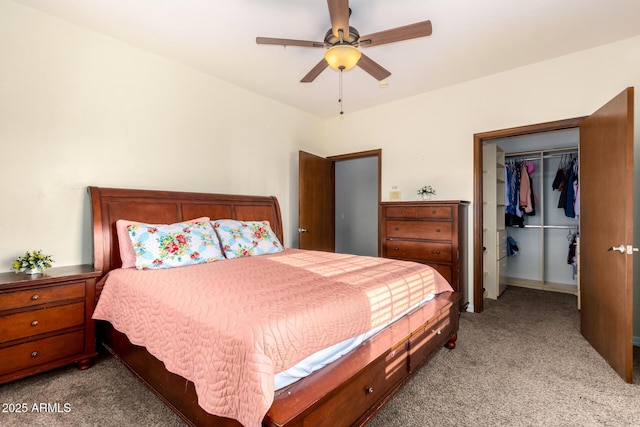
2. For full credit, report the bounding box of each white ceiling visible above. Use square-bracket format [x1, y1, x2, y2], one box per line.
[12, 0, 640, 118]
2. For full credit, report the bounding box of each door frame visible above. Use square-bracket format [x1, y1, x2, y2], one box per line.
[472, 118, 585, 312]
[299, 149, 382, 251]
[328, 148, 382, 205]
[328, 150, 382, 249]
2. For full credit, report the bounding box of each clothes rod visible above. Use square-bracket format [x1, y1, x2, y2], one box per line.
[504, 147, 578, 158]
[507, 152, 578, 162]
[519, 224, 579, 229]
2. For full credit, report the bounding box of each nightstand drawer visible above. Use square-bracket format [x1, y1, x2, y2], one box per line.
[0, 330, 85, 375]
[0, 302, 85, 343]
[0, 282, 85, 311]
[385, 241, 452, 263]
[386, 220, 452, 240]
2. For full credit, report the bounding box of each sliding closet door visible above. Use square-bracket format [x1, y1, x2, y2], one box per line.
[580, 88, 634, 383]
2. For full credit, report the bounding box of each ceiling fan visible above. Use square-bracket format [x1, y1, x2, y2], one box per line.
[256, 0, 432, 83]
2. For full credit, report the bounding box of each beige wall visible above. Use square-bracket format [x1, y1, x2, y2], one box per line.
[3, 2, 640, 335]
[0, 0, 325, 271]
[323, 35, 640, 328]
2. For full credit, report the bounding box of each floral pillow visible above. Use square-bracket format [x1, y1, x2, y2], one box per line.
[116, 217, 210, 268]
[213, 219, 284, 259]
[127, 220, 225, 270]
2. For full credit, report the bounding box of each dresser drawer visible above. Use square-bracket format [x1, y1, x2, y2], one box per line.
[385, 206, 416, 218]
[408, 311, 453, 371]
[416, 206, 452, 219]
[498, 243, 508, 260]
[0, 302, 85, 343]
[0, 330, 85, 375]
[302, 344, 408, 427]
[429, 264, 453, 285]
[386, 220, 452, 240]
[497, 229, 507, 247]
[386, 241, 452, 263]
[385, 205, 453, 219]
[0, 282, 85, 312]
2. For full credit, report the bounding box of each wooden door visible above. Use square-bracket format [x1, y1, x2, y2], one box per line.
[580, 87, 634, 382]
[298, 151, 335, 251]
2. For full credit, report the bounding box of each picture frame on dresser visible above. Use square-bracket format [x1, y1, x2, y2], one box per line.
[0, 265, 101, 384]
[379, 200, 470, 311]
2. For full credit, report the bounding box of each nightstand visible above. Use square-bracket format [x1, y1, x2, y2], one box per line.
[0, 265, 101, 384]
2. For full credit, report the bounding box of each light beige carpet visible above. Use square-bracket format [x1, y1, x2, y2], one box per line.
[1, 286, 638, 426]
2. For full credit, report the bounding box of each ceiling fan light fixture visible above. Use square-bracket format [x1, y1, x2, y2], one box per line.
[324, 44, 361, 71]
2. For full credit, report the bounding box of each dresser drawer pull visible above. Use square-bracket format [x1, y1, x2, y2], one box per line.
[435, 228, 441, 232]
[31, 294, 39, 301]
[393, 247, 399, 251]
[433, 329, 442, 335]
[31, 351, 39, 358]
[394, 227, 399, 231]
[31, 320, 39, 327]
[365, 386, 374, 395]
[432, 210, 436, 214]
[435, 250, 441, 254]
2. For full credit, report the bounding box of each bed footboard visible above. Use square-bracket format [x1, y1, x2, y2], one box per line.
[265, 291, 460, 427]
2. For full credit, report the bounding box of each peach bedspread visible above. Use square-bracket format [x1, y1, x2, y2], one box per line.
[93, 249, 452, 427]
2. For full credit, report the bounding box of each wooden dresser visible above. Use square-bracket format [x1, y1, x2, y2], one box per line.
[379, 201, 470, 311]
[0, 265, 101, 384]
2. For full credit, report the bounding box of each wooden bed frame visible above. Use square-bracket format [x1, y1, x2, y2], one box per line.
[89, 186, 460, 427]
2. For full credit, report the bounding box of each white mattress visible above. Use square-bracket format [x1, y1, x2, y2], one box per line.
[274, 293, 436, 390]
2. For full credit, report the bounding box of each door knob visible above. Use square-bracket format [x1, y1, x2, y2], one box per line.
[298, 228, 308, 233]
[608, 245, 625, 253]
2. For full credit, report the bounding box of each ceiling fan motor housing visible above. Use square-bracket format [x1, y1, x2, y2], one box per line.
[324, 26, 360, 46]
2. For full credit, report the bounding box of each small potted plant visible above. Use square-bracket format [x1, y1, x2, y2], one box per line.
[11, 250, 54, 275]
[417, 185, 436, 200]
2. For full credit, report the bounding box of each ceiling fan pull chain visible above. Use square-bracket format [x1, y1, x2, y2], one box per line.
[339, 68, 344, 116]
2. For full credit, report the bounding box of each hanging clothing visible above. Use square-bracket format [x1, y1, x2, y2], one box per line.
[555, 155, 579, 218]
[507, 236, 519, 256]
[505, 159, 524, 227]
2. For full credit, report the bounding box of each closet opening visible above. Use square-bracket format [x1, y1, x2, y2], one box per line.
[472, 117, 585, 313]
[483, 132, 580, 305]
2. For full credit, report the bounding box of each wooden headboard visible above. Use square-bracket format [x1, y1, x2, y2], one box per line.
[88, 186, 283, 276]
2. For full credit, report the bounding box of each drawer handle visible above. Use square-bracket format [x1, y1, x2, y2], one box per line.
[31, 351, 39, 358]
[394, 247, 399, 251]
[432, 210, 436, 214]
[435, 228, 441, 232]
[394, 227, 399, 231]
[435, 250, 441, 254]
[365, 386, 374, 395]
[31, 294, 39, 301]
[31, 320, 39, 327]
[433, 329, 442, 335]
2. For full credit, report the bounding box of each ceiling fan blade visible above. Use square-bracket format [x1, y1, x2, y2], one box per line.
[359, 20, 432, 48]
[301, 59, 329, 83]
[256, 37, 324, 48]
[327, 0, 350, 39]
[357, 53, 391, 81]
